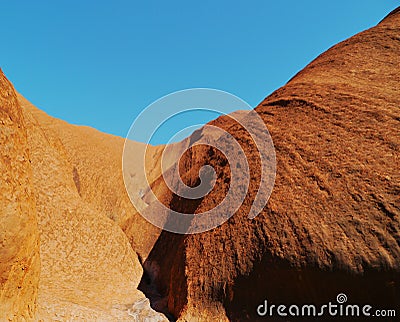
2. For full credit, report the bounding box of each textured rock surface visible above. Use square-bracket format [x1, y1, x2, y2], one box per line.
[0, 70, 40, 321]
[140, 8, 400, 321]
[1, 6, 399, 322]
[0, 74, 167, 319]
[19, 96, 164, 261]
[16, 98, 167, 320]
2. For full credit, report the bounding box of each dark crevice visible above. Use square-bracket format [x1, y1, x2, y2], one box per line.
[72, 166, 81, 196]
[138, 192, 204, 320]
[138, 231, 187, 322]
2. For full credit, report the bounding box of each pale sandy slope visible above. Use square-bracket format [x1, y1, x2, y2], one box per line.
[16, 94, 167, 321]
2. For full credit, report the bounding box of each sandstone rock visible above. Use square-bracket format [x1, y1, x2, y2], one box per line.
[1, 6, 399, 322]
[0, 73, 167, 319]
[16, 98, 167, 320]
[140, 8, 400, 321]
[0, 70, 40, 321]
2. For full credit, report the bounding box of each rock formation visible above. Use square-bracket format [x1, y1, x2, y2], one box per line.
[20, 98, 169, 320]
[1, 6, 399, 322]
[1, 73, 167, 320]
[139, 8, 400, 321]
[0, 69, 40, 321]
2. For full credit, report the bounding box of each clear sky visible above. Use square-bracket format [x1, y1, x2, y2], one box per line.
[1, 1, 397, 144]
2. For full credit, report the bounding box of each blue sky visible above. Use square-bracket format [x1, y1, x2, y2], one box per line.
[1, 1, 397, 144]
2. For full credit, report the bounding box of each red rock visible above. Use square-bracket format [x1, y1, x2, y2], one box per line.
[141, 8, 400, 321]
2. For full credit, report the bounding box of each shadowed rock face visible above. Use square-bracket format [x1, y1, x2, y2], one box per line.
[0, 70, 40, 320]
[140, 8, 400, 321]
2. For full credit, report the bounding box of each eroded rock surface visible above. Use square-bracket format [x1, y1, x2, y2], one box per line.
[141, 8, 400, 321]
[0, 70, 40, 320]
[1, 6, 400, 322]
[1, 71, 167, 320]
[19, 99, 167, 320]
